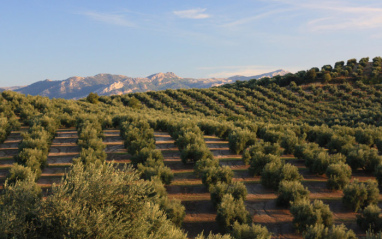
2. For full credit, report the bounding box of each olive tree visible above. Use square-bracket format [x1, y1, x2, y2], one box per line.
[248, 152, 281, 176]
[281, 132, 298, 154]
[343, 179, 379, 212]
[131, 148, 164, 166]
[303, 224, 356, 239]
[209, 182, 248, 207]
[357, 204, 382, 232]
[181, 144, 213, 164]
[231, 221, 272, 239]
[2, 162, 188, 238]
[375, 163, 382, 187]
[194, 157, 220, 177]
[228, 129, 257, 155]
[242, 140, 282, 165]
[290, 199, 333, 233]
[86, 92, 99, 104]
[276, 180, 310, 207]
[261, 162, 302, 190]
[346, 147, 382, 172]
[137, 159, 174, 185]
[0, 172, 42, 237]
[39, 163, 187, 238]
[202, 166, 234, 187]
[195, 232, 232, 239]
[325, 162, 352, 190]
[216, 194, 252, 233]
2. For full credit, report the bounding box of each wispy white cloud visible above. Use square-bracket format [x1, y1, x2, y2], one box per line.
[79, 9, 230, 46]
[200, 65, 282, 78]
[269, 0, 382, 31]
[222, 8, 295, 28]
[307, 15, 382, 32]
[306, 4, 382, 31]
[173, 8, 210, 19]
[81, 11, 135, 27]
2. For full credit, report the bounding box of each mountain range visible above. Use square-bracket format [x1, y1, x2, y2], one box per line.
[0, 70, 289, 99]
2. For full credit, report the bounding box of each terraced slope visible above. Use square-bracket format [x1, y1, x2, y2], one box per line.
[154, 131, 218, 238]
[103, 129, 130, 164]
[37, 128, 79, 188]
[155, 131, 380, 238]
[0, 127, 131, 187]
[0, 127, 27, 185]
[0, 125, 380, 238]
[205, 136, 298, 238]
[0, 128, 131, 190]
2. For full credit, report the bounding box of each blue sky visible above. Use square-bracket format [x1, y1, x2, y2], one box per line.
[1, 0, 382, 87]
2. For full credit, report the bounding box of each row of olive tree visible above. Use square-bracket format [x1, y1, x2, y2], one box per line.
[120, 116, 174, 185]
[0, 95, 21, 143]
[238, 136, 356, 238]
[10, 115, 59, 181]
[342, 179, 382, 233]
[0, 115, 12, 144]
[118, 116, 185, 226]
[73, 115, 106, 166]
[289, 191, 356, 238]
[162, 118, 272, 238]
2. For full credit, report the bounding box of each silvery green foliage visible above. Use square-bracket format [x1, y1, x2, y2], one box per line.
[0, 172, 41, 238]
[303, 224, 356, 239]
[195, 232, 233, 239]
[357, 204, 382, 232]
[231, 221, 272, 239]
[325, 162, 352, 190]
[261, 162, 302, 190]
[1, 162, 187, 239]
[290, 199, 333, 233]
[209, 182, 248, 208]
[276, 180, 310, 207]
[343, 179, 379, 212]
[216, 194, 252, 233]
[248, 152, 281, 176]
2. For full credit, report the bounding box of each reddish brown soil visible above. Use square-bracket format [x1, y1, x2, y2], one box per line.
[103, 130, 123, 147]
[37, 128, 131, 187]
[161, 133, 375, 239]
[0, 130, 24, 159]
[154, 131, 216, 238]
[157, 132, 256, 238]
[103, 129, 131, 164]
[37, 128, 80, 186]
[0, 127, 375, 238]
[0, 128, 27, 183]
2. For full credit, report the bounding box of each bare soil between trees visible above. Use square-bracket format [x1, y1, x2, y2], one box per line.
[0, 130, 24, 183]
[0, 128, 375, 238]
[153, 132, 374, 239]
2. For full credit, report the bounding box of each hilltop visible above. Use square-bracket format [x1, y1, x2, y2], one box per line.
[0, 70, 288, 99]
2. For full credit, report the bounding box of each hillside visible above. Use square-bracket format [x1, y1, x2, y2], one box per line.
[1, 57, 382, 239]
[0, 70, 288, 99]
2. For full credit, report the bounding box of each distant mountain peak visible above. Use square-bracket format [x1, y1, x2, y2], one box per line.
[147, 72, 181, 80]
[2, 69, 289, 99]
